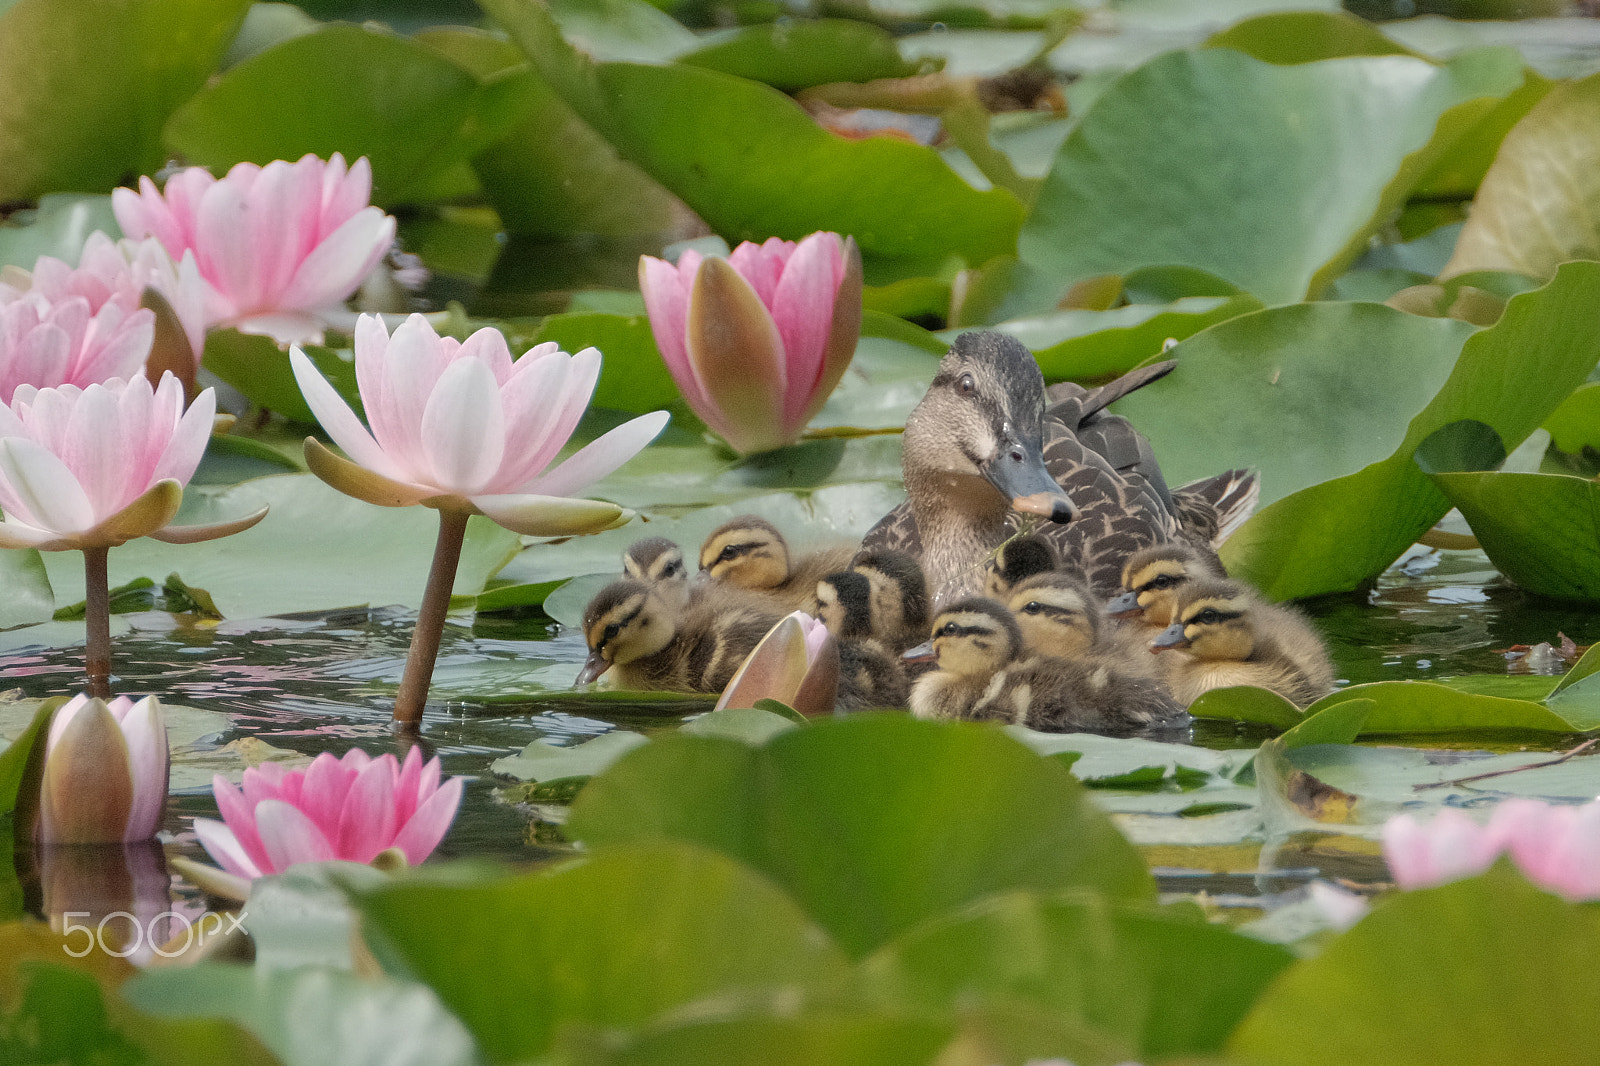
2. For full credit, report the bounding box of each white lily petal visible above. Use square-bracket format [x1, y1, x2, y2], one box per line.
[522, 411, 669, 498]
[290, 348, 402, 479]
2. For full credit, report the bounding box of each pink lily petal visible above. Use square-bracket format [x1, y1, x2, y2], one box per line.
[118, 696, 170, 842]
[278, 208, 394, 310]
[420, 356, 507, 495]
[640, 255, 712, 413]
[214, 774, 276, 876]
[521, 410, 669, 498]
[234, 311, 327, 347]
[336, 757, 401, 863]
[291, 348, 402, 479]
[770, 232, 844, 430]
[687, 257, 788, 453]
[0, 436, 95, 533]
[254, 798, 338, 872]
[193, 818, 265, 880]
[389, 775, 463, 865]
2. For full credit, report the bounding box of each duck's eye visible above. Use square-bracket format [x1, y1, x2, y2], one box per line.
[1151, 575, 1176, 590]
[662, 561, 681, 578]
[1194, 608, 1221, 625]
[1020, 601, 1043, 614]
[938, 623, 958, 637]
[719, 545, 739, 563]
[958, 373, 975, 395]
[604, 622, 621, 641]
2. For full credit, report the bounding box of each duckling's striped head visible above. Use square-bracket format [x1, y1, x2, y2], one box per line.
[983, 533, 1059, 599]
[929, 597, 1022, 678]
[1151, 578, 1256, 662]
[1109, 542, 1212, 626]
[624, 537, 686, 584]
[579, 579, 674, 682]
[699, 516, 790, 589]
[851, 549, 929, 636]
[1007, 571, 1100, 659]
[815, 570, 875, 641]
[903, 331, 1077, 526]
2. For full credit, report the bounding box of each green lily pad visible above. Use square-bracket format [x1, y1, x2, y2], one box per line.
[1428, 469, 1600, 604]
[490, 730, 650, 782]
[546, 1011, 962, 1066]
[419, 27, 682, 240]
[1204, 10, 1417, 64]
[30, 473, 520, 619]
[1543, 381, 1600, 454]
[1290, 742, 1600, 806]
[125, 964, 478, 1066]
[1124, 261, 1600, 600]
[1187, 686, 1305, 731]
[681, 706, 800, 744]
[479, 0, 1024, 266]
[1021, 47, 1525, 307]
[1230, 864, 1600, 1066]
[0, 194, 118, 272]
[861, 889, 1294, 1060]
[353, 842, 853, 1062]
[0, 0, 248, 202]
[1443, 68, 1600, 281]
[533, 311, 681, 415]
[1305, 681, 1584, 735]
[567, 715, 1155, 959]
[0, 548, 52, 629]
[1006, 727, 1246, 788]
[546, 0, 698, 63]
[203, 330, 361, 425]
[679, 20, 919, 92]
[164, 22, 530, 205]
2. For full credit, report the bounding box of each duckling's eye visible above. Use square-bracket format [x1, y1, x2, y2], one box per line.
[603, 622, 621, 641]
[1020, 601, 1043, 615]
[661, 561, 681, 578]
[1193, 608, 1221, 625]
[938, 622, 959, 637]
[718, 545, 739, 563]
[1151, 575, 1176, 590]
[958, 373, 975, 395]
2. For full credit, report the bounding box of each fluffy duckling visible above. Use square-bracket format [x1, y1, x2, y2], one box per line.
[815, 570, 910, 710]
[1005, 572, 1184, 727]
[983, 532, 1059, 601]
[699, 516, 856, 613]
[621, 536, 689, 608]
[1107, 541, 1223, 632]
[577, 579, 781, 694]
[1151, 578, 1335, 707]
[910, 598, 1180, 732]
[849, 549, 929, 653]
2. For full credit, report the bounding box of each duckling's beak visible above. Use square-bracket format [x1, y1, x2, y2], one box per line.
[689, 568, 712, 590]
[1106, 591, 1142, 619]
[902, 641, 935, 664]
[982, 446, 1077, 524]
[575, 649, 612, 685]
[1150, 623, 1189, 652]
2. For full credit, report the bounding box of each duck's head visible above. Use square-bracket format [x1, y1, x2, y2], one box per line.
[623, 536, 689, 605]
[699, 516, 790, 589]
[983, 533, 1060, 599]
[1007, 572, 1099, 659]
[928, 597, 1023, 678]
[577, 579, 676, 684]
[851, 549, 929, 637]
[902, 332, 1077, 525]
[815, 570, 875, 641]
[1108, 542, 1212, 626]
[1151, 579, 1256, 661]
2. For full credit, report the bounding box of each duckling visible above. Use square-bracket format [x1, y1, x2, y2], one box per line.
[576, 579, 781, 694]
[983, 532, 1059, 600]
[815, 571, 910, 710]
[621, 536, 689, 608]
[1005, 572, 1184, 726]
[1151, 578, 1335, 707]
[1106, 541, 1224, 632]
[859, 331, 1256, 607]
[910, 597, 1183, 732]
[848, 549, 929, 653]
[699, 516, 856, 613]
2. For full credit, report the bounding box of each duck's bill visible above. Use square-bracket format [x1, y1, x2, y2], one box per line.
[983, 449, 1077, 524]
[1105, 591, 1142, 618]
[902, 641, 935, 664]
[1150, 623, 1189, 652]
[574, 650, 612, 685]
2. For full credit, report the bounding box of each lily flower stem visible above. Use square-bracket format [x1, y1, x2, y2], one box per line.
[393, 510, 469, 728]
[83, 546, 112, 699]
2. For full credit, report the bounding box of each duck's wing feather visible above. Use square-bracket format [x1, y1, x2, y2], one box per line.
[858, 500, 920, 556]
[1173, 468, 1260, 547]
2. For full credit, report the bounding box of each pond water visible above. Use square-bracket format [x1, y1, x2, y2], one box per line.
[5, 537, 1597, 926]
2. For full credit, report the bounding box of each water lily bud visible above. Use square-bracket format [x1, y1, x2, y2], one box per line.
[640, 232, 862, 454]
[715, 611, 840, 717]
[37, 694, 170, 844]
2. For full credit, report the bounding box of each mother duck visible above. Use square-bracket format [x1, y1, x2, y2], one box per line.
[859, 331, 1254, 608]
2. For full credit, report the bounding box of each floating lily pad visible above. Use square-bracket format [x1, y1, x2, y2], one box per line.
[0, 548, 52, 630]
[0, 193, 119, 272]
[0, 0, 248, 201]
[1305, 681, 1584, 735]
[1543, 382, 1600, 454]
[1007, 727, 1246, 788]
[567, 715, 1155, 958]
[681, 707, 800, 744]
[1021, 47, 1524, 307]
[679, 20, 920, 91]
[1188, 686, 1304, 731]
[1230, 864, 1600, 1065]
[1427, 469, 1600, 604]
[1204, 10, 1417, 64]
[354, 842, 853, 1062]
[490, 730, 649, 782]
[31, 474, 520, 619]
[480, 0, 1024, 266]
[203, 330, 361, 425]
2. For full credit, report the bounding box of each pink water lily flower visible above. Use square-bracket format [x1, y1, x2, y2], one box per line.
[714, 611, 839, 717]
[0, 373, 263, 550]
[1383, 798, 1600, 901]
[292, 313, 669, 537]
[113, 153, 396, 347]
[37, 694, 169, 844]
[192, 747, 463, 898]
[640, 232, 862, 454]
